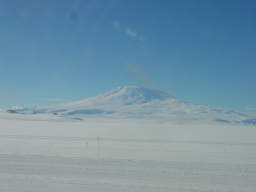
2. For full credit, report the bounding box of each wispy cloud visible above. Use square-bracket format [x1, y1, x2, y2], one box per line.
[20, 8, 31, 18]
[113, 21, 143, 40]
[126, 63, 154, 88]
[125, 27, 137, 38]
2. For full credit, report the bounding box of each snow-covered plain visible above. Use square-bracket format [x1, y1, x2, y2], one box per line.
[1, 112, 256, 192]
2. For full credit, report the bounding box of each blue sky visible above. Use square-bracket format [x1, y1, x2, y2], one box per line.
[0, 0, 256, 111]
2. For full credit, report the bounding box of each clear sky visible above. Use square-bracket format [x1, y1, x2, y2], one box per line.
[0, 0, 256, 111]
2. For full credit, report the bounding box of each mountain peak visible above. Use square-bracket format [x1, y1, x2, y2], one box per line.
[99, 85, 171, 105]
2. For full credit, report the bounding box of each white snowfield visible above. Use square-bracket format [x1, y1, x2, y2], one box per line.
[0, 113, 256, 192]
[1, 86, 256, 191]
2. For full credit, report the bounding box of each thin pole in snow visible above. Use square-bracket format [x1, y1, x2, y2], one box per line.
[97, 136, 100, 160]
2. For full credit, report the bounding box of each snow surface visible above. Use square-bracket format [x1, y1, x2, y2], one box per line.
[0, 112, 256, 192]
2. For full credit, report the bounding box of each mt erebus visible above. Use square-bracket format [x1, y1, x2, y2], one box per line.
[6, 86, 256, 125]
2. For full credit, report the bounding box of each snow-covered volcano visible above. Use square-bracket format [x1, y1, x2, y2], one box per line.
[7, 86, 172, 115]
[6, 86, 256, 124]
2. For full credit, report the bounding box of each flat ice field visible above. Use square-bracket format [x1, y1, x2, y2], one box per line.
[0, 114, 256, 192]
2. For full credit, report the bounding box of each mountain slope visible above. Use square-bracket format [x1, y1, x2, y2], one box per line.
[6, 86, 255, 124]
